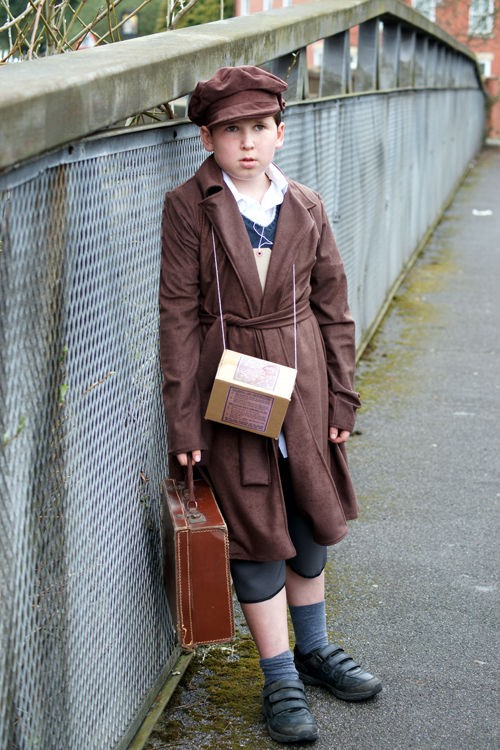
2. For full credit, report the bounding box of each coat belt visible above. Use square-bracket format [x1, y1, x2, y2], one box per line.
[199, 297, 312, 334]
[198, 299, 313, 389]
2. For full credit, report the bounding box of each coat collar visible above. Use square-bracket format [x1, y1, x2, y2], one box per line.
[195, 156, 317, 315]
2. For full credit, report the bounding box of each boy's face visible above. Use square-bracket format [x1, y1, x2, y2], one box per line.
[200, 116, 285, 191]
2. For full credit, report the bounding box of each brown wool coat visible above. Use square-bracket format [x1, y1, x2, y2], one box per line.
[159, 155, 361, 561]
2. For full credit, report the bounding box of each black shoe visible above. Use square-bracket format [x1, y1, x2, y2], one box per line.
[294, 644, 382, 702]
[262, 678, 318, 744]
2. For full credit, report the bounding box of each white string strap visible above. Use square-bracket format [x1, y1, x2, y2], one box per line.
[292, 263, 297, 370]
[211, 227, 227, 351]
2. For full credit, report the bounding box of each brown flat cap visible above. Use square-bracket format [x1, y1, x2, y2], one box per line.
[188, 65, 287, 127]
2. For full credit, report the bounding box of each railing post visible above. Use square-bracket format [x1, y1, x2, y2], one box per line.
[399, 27, 416, 88]
[415, 35, 428, 87]
[354, 19, 379, 92]
[436, 44, 447, 86]
[269, 48, 309, 100]
[319, 31, 351, 96]
[380, 22, 401, 90]
[427, 39, 439, 87]
[444, 48, 454, 87]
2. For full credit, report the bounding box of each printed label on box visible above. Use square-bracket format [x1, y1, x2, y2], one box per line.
[233, 355, 280, 391]
[221, 386, 274, 432]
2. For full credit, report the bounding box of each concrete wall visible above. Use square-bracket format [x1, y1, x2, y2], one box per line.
[0, 0, 483, 171]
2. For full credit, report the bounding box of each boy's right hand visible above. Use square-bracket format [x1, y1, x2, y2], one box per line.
[176, 450, 201, 466]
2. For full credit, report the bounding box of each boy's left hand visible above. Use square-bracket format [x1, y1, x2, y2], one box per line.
[329, 427, 350, 444]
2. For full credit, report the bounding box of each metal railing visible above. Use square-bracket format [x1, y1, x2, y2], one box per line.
[0, 2, 485, 749]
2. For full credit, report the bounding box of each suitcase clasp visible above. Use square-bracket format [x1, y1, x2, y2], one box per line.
[186, 508, 207, 523]
[182, 488, 207, 524]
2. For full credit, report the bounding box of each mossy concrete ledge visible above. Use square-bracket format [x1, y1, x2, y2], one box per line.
[0, 0, 478, 172]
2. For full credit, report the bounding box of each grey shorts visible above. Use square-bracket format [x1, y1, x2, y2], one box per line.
[230, 457, 327, 604]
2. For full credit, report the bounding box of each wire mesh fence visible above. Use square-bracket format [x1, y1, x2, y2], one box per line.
[0, 87, 485, 749]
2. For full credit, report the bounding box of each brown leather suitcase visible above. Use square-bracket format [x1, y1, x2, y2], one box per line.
[161, 463, 234, 649]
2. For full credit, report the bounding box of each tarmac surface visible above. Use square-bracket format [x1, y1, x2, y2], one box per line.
[146, 145, 499, 750]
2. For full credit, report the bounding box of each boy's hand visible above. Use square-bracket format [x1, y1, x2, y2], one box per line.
[176, 450, 201, 466]
[329, 427, 350, 444]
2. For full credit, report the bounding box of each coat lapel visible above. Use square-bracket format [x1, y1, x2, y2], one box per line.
[199, 183, 264, 315]
[261, 185, 316, 314]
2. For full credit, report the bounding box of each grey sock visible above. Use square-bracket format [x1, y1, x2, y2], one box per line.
[289, 600, 329, 656]
[259, 649, 299, 687]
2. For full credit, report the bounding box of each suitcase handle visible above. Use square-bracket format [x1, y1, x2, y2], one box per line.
[184, 459, 205, 523]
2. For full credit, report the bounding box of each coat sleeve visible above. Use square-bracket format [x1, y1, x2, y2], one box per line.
[309, 198, 361, 433]
[159, 190, 206, 457]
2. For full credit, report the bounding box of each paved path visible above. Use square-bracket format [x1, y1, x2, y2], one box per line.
[146, 146, 499, 750]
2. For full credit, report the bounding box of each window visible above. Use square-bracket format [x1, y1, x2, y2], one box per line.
[476, 53, 493, 76]
[310, 40, 323, 69]
[412, 0, 437, 22]
[239, 0, 249, 15]
[469, 0, 494, 36]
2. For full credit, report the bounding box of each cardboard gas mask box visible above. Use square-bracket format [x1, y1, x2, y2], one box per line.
[205, 349, 297, 439]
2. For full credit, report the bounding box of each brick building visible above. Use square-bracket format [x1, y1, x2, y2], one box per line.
[234, 0, 500, 138]
[408, 1, 500, 138]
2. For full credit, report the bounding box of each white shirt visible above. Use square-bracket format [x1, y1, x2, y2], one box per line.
[222, 162, 288, 227]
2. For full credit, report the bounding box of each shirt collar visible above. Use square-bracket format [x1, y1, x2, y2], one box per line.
[222, 162, 288, 212]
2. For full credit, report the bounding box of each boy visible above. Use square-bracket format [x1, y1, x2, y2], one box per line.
[159, 65, 381, 744]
